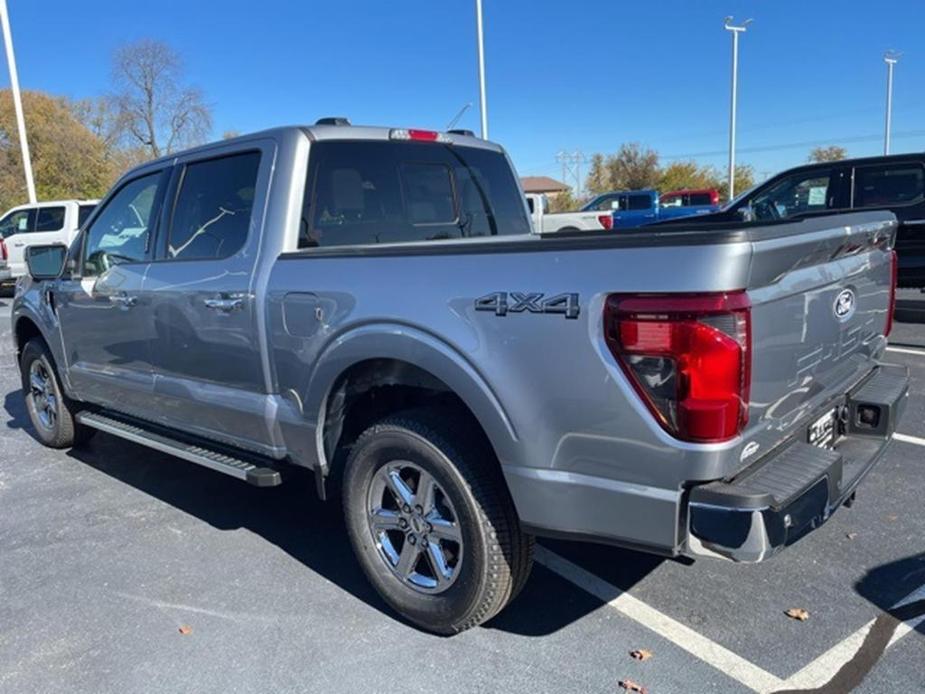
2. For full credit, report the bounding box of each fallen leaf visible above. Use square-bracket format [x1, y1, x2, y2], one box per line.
[178, 625, 192, 635]
[618, 679, 647, 693]
[846, 532, 858, 540]
[629, 649, 653, 661]
[785, 608, 809, 622]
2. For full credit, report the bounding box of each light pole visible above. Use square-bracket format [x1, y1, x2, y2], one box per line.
[475, 0, 488, 139]
[883, 50, 900, 155]
[724, 17, 751, 200]
[0, 0, 35, 203]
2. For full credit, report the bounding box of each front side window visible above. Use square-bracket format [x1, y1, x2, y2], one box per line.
[0, 208, 34, 238]
[83, 173, 161, 277]
[750, 170, 832, 220]
[167, 151, 261, 260]
[853, 164, 925, 208]
[35, 206, 66, 232]
[660, 195, 682, 208]
[301, 141, 530, 248]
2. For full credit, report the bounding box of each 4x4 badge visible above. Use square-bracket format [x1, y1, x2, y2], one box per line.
[475, 292, 580, 319]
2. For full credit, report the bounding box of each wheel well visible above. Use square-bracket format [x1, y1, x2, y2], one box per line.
[14, 317, 43, 359]
[322, 359, 494, 482]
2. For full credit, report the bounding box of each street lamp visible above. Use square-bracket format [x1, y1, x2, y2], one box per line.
[724, 16, 752, 200]
[883, 50, 901, 155]
[0, 0, 35, 203]
[475, 0, 488, 139]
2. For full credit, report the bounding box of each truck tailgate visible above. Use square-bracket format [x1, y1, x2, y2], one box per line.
[742, 212, 896, 457]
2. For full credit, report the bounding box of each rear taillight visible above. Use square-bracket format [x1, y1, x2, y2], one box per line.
[0, 238, 6, 261]
[604, 292, 751, 443]
[598, 214, 613, 231]
[885, 249, 898, 336]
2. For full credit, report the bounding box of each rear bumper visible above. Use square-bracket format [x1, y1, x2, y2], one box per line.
[686, 364, 909, 563]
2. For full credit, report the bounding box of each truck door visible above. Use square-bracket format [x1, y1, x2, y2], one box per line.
[850, 159, 925, 288]
[55, 170, 169, 411]
[141, 142, 279, 455]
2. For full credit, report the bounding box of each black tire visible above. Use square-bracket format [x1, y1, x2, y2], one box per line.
[20, 338, 94, 449]
[342, 408, 533, 634]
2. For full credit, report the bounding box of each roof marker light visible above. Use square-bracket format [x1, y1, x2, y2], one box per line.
[389, 128, 451, 143]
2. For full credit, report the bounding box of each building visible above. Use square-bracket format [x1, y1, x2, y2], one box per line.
[519, 176, 572, 199]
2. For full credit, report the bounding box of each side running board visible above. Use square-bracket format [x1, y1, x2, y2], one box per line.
[76, 411, 283, 487]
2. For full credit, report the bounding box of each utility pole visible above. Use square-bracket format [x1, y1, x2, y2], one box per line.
[724, 17, 752, 201]
[0, 0, 35, 203]
[475, 0, 488, 139]
[555, 150, 586, 196]
[883, 51, 900, 155]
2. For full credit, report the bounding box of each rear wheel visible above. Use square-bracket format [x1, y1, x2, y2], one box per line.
[342, 409, 533, 634]
[20, 339, 94, 449]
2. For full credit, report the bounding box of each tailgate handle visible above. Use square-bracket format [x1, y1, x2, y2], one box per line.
[204, 297, 245, 312]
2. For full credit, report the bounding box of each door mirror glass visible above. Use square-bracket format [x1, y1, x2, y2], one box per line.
[25, 244, 67, 280]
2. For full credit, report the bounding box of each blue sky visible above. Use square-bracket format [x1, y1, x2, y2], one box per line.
[4, 0, 925, 187]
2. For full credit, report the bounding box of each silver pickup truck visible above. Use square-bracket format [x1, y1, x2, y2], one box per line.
[11, 122, 908, 634]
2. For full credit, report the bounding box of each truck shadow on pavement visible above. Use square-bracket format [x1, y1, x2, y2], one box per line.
[3, 387, 663, 636]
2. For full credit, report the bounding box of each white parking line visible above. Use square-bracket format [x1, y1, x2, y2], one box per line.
[535, 546, 784, 692]
[894, 432, 925, 447]
[886, 345, 925, 356]
[537, 546, 925, 693]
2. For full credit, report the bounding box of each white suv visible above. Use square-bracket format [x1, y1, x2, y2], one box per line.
[0, 200, 97, 289]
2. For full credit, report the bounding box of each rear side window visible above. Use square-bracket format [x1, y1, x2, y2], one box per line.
[167, 151, 261, 260]
[35, 206, 66, 232]
[626, 194, 651, 211]
[78, 204, 96, 228]
[300, 141, 530, 248]
[853, 164, 925, 208]
[689, 192, 713, 206]
[0, 208, 35, 238]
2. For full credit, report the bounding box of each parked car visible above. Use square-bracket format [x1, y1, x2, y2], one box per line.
[659, 188, 721, 215]
[581, 188, 718, 228]
[657, 153, 925, 288]
[12, 122, 907, 635]
[0, 236, 9, 285]
[0, 200, 98, 290]
[525, 192, 611, 232]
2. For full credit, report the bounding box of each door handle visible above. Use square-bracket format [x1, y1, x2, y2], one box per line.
[110, 293, 137, 308]
[204, 297, 245, 312]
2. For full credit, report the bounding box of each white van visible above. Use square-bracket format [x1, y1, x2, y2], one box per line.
[0, 200, 98, 288]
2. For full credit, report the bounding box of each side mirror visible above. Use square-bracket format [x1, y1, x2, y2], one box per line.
[25, 244, 68, 280]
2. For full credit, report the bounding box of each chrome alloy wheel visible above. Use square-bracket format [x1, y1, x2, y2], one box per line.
[28, 359, 58, 432]
[366, 461, 463, 594]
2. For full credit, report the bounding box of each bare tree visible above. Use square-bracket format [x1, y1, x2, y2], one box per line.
[808, 145, 848, 163]
[111, 40, 211, 158]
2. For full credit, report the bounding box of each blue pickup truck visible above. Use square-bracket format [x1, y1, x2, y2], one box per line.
[582, 188, 719, 228]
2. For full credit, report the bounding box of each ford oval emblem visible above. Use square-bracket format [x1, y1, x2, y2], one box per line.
[834, 288, 856, 321]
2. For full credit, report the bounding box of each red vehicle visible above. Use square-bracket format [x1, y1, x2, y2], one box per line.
[659, 188, 721, 212]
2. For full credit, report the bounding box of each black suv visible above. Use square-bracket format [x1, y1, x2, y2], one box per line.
[658, 153, 925, 288]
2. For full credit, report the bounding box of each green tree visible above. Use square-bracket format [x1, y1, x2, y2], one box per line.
[808, 145, 848, 163]
[658, 160, 718, 193]
[605, 143, 660, 191]
[0, 90, 116, 212]
[547, 189, 579, 213]
[717, 164, 756, 202]
[584, 153, 611, 195]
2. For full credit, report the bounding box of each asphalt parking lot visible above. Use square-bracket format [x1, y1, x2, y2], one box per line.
[1, 293, 923, 694]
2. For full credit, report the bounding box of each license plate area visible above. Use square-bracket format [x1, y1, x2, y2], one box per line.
[807, 406, 840, 449]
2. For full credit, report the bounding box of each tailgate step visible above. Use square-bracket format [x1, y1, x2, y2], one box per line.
[76, 412, 282, 487]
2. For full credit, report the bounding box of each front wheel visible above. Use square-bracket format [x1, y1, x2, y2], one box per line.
[342, 409, 533, 634]
[20, 339, 94, 449]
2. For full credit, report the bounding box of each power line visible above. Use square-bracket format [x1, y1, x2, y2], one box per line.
[555, 150, 587, 196]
